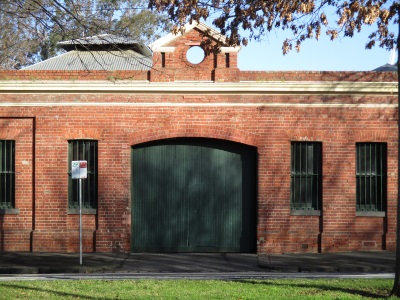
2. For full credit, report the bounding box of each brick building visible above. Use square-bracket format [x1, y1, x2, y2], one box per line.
[0, 23, 397, 254]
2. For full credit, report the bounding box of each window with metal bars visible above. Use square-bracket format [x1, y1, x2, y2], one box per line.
[291, 142, 322, 212]
[0, 140, 15, 209]
[68, 140, 98, 209]
[356, 143, 386, 212]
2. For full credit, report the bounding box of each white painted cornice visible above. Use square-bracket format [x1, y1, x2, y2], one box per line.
[0, 80, 397, 95]
[153, 47, 176, 53]
[0, 102, 395, 108]
[220, 47, 241, 53]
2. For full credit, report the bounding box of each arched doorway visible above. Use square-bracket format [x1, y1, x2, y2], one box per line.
[131, 138, 257, 252]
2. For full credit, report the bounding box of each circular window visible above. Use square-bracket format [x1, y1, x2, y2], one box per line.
[186, 46, 205, 64]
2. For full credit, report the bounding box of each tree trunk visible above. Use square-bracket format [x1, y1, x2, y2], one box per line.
[390, 7, 400, 297]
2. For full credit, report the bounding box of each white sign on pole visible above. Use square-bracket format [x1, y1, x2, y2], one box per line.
[71, 161, 87, 179]
[71, 160, 87, 265]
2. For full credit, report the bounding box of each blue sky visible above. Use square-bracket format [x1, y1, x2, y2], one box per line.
[236, 25, 398, 71]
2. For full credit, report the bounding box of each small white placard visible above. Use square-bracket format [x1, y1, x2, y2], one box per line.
[71, 160, 87, 179]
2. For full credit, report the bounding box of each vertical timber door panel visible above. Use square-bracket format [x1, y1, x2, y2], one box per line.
[132, 144, 188, 251]
[132, 138, 256, 252]
[188, 146, 242, 250]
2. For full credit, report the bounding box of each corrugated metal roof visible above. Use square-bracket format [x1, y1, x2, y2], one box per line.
[58, 34, 138, 46]
[23, 50, 152, 71]
[57, 34, 152, 57]
[372, 63, 397, 72]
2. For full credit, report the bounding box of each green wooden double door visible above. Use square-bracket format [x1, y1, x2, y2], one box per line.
[131, 138, 257, 252]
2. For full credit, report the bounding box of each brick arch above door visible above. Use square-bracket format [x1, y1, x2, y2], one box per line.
[128, 125, 259, 148]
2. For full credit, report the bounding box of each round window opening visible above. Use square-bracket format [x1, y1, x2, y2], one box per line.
[186, 46, 205, 64]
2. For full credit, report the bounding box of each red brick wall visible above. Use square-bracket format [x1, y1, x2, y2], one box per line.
[0, 26, 397, 254]
[0, 69, 396, 83]
[0, 118, 33, 251]
[258, 108, 397, 253]
[0, 91, 396, 254]
[239, 70, 397, 82]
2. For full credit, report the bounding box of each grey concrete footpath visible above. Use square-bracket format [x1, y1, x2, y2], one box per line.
[0, 251, 395, 275]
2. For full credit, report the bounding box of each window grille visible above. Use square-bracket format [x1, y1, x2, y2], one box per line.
[0, 140, 15, 209]
[356, 143, 386, 212]
[68, 140, 98, 209]
[291, 142, 322, 211]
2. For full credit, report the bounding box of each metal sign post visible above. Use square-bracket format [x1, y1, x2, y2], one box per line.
[71, 160, 87, 266]
[79, 177, 82, 265]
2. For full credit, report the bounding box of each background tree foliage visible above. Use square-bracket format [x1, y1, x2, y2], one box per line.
[148, 0, 398, 54]
[0, 0, 170, 69]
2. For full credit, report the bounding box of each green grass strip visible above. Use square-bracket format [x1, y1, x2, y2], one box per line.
[0, 278, 397, 300]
